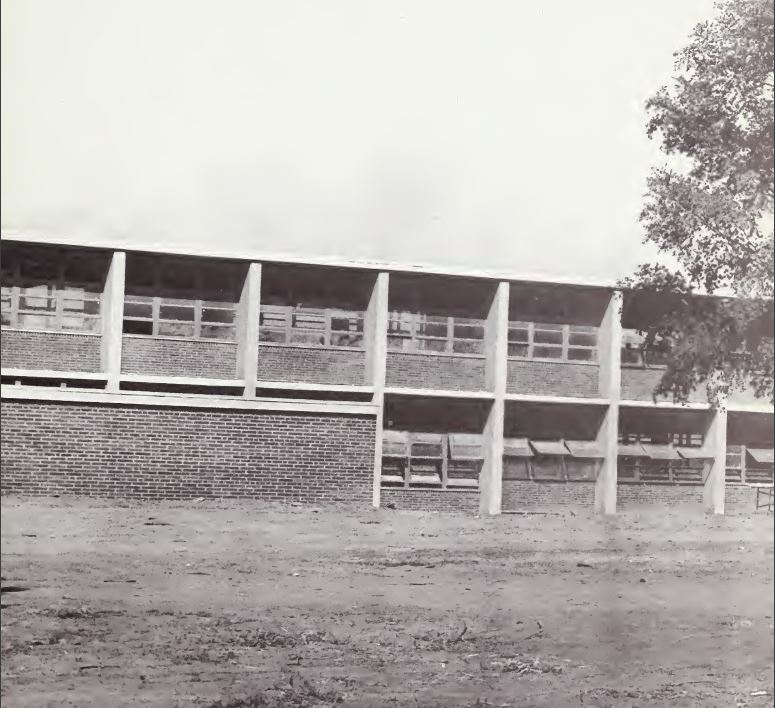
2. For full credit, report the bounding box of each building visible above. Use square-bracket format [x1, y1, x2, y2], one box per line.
[1, 234, 772, 514]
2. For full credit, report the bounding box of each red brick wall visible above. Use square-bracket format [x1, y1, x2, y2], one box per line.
[258, 345, 365, 385]
[725, 484, 772, 515]
[380, 488, 479, 512]
[1, 330, 102, 372]
[121, 336, 239, 379]
[0, 400, 375, 503]
[506, 360, 600, 398]
[502, 480, 595, 509]
[616, 482, 704, 508]
[385, 352, 486, 391]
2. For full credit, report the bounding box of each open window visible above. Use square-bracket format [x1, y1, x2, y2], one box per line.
[502, 437, 533, 480]
[726, 445, 744, 483]
[617, 443, 649, 481]
[529, 440, 569, 480]
[380, 429, 483, 490]
[639, 444, 680, 483]
[674, 446, 713, 483]
[387, 312, 485, 354]
[259, 305, 364, 348]
[447, 433, 483, 488]
[747, 448, 774, 484]
[564, 440, 604, 481]
[381, 430, 409, 486]
[123, 256, 240, 341]
[408, 433, 444, 486]
[1, 246, 107, 333]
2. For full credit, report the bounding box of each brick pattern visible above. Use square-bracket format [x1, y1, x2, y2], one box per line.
[502, 480, 595, 509]
[725, 484, 773, 515]
[380, 488, 479, 513]
[385, 352, 486, 391]
[0, 330, 101, 372]
[258, 345, 365, 385]
[620, 367, 708, 403]
[506, 359, 600, 398]
[0, 400, 375, 503]
[121, 336, 239, 379]
[616, 483, 704, 508]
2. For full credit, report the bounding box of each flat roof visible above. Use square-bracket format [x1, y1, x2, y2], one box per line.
[0, 229, 617, 291]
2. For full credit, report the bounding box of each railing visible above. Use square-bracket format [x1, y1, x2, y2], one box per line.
[259, 305, 364, 348]
[387, 312, 485, 354]
[2, 284, 102, 333]
[507, 322, 598, 362]
[123, 296, 237, 340]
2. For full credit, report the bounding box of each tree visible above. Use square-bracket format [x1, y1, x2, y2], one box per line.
[622, 0, 774, 405]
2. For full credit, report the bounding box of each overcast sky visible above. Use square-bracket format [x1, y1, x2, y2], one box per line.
[1, 0, 718, 283]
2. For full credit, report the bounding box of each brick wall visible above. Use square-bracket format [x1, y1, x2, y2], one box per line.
[385, 352, 486, 391]
[616, 482, 704, 508]
[502, 480, 595, 509]
[379, 488, 479, 513]
[121, 336, 239, 379]
[258, 345, 365, 385]
[506, 359, 600, 398]
[620, 367, 708, 403]
[1, 330, 102, 372]
[0, 400, 375, 503]
[725, 484, 772, 515]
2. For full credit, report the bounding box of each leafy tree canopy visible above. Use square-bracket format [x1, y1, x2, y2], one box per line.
[622, 0, 774, 405]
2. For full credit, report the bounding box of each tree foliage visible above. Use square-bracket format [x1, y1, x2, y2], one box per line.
[625, 0, 774, 405]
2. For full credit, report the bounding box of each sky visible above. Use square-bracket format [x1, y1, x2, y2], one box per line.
[1, 0, 719, 284]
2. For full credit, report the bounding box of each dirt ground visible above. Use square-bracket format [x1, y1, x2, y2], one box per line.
[1, 497, 773, 708]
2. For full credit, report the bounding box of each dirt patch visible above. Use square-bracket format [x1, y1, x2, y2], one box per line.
[1, 497, 773, 707]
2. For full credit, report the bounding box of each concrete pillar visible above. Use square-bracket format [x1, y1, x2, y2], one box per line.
[366, 273, 389, 508]
[703, 402, 727, 514]
[365, 273, 389, 387]
[595, 290, 622, 514]
[237, 263, 262, 397]
[101, 251, 125, 392]
[480, 281, 509, 516]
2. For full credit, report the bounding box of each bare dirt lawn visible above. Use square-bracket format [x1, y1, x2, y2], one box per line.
[1, 497, 773, 707]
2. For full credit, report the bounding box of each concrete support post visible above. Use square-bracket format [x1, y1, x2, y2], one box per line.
[480, 281, 509, 516]
[237, 263, 262, 398]
[367, 273, 390, 508]
[595, 290, 622, 514]
[101, 251, 125, 392]
[703, 402, 727, 515]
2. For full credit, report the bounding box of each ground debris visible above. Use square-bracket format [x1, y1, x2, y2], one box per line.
[485, 654, 563, 675]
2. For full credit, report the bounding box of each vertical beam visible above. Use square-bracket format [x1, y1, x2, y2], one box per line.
[703, 402, 727, 514]
[595, 290, 622, 514]
[364, 273, 389, 387]
[237, 263, 262, 397]
[366, 273, 390, 508]
[480, 281, 509, 516]
[101, 251, 125, 392]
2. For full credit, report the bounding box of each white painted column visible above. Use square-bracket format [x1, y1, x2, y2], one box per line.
[367, 273, 390, 508]
[237, 263, 262, 398]
[480, 281, 509, 516]
[703, 401, 727, 515]
[595, 289, 622, 514]
[101, 251, 125, 392]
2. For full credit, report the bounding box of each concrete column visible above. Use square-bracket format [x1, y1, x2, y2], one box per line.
[365, 273, 389, 387]
[237, 263, 262, 398]
[366, 273, 389, 508]
[595, 290, 622, 514]
[703, 402, 727, 514]
[480, 281, 509, 516]
[101, 251, 125, 392]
